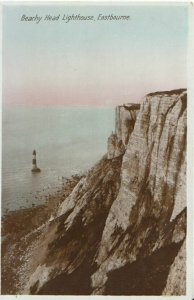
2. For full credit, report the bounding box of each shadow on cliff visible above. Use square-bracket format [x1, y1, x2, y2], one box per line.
[105, 240, 184, 295]
[31, 263, 93, 295]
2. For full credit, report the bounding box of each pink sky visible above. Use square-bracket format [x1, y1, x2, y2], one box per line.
[3, 4, 188, 107]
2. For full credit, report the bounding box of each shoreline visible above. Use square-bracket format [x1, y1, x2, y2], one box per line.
[1, 173, 84, 295]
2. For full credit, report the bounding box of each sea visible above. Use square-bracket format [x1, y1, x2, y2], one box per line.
[2, 106, 115, 215]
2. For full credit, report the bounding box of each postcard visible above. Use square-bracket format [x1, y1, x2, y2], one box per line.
[1, 1, 193, 298]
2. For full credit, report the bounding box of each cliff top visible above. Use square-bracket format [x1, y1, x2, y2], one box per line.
[147, 88, 186, 97]
[118, 103, 141, 110]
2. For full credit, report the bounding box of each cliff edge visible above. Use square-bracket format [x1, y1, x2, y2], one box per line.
[1, 89, 186, 295]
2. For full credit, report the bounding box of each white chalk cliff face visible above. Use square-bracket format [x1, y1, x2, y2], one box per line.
[92, 89, 186, 294]
[8, 89, 186, 295]
[107, 104, 140, 159]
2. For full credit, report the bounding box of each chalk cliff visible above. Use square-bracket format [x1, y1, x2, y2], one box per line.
[107, 104, 140, 159]
[92, 88, 187, 294]
[2, 89, 186, 295]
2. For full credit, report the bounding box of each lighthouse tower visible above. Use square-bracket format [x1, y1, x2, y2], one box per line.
[31, 149, 41, 173]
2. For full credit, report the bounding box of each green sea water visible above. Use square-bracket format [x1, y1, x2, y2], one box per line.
[2, 106, 115, 214]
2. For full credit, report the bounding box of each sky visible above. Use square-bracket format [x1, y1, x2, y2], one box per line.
[3, 3, 189, 107]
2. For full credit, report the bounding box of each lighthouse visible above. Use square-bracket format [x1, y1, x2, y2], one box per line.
[31, 149, 41, 173]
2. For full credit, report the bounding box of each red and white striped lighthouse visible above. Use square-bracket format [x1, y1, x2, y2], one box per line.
[31, 149, 41, 173]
